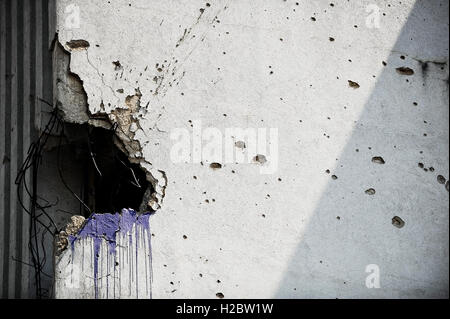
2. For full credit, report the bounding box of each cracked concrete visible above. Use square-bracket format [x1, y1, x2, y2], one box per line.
[54, 35, 166, 212]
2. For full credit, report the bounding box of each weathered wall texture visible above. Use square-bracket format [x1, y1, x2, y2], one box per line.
[54, 0, 448, 298]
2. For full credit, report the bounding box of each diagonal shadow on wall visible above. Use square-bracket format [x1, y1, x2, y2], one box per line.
[275, 0, 449, 298]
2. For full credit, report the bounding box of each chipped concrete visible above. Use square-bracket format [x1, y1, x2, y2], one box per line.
[53, 37, 166, 212]
[56, 215, 85, 255]
[54, 0, 449, 298]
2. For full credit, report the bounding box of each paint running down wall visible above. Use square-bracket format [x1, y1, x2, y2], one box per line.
[54, 209, 153, 299]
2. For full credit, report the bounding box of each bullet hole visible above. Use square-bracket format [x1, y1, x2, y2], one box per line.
[429, 167, 435, 172]
[400, 55, 406, 60]
[235, 141, 246, 149]
[413, 102, 418, 106]
[325, 169, 330, 174]
[372, 156, 385, 164]
[348, 80, 360, 89]
[446, 181, 449, 192]
[66, 39, 90, 49]
[329, 37, 335, 41]
[331, 175, 338, 180]
[115, 261, 119, 266]
[112, 61, 122, 70]
[396, 67, 414, 75]
[336, 216, 340, 220]
[365, 188, 376, 195]
[216, 292, 224, 299]
[210, 162, 222, 169]
[217, 280, 221, 283]
[392, 216, 405, 228]
[382, 61, 387, 66]
[278, 178, 282, 181]
[253, 154, 267, 164]
[116, 88, 124, 93]
[193, 176, 197, 179]
[183, 235, 188, 239]
[310, 17, 316, 21]
[206, 2, 210, 7]
[437, 175, 446, 184]
[418, 163, 424, 168]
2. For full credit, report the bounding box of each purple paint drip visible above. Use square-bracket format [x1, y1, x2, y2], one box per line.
[70, 208, 152, 299]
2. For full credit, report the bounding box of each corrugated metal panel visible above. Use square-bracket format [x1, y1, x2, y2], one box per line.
[0, 0, 54, 299]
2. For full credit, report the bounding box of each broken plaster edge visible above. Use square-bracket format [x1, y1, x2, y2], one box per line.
[53, 35, 167, 212]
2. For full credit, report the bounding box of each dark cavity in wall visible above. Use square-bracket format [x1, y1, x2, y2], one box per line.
[63, 123, 151, 216]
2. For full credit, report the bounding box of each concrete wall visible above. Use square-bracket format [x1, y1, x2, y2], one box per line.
[54, 0, 449, 298]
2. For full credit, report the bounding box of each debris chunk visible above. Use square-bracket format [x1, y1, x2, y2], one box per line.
[56, 215, 86, 254]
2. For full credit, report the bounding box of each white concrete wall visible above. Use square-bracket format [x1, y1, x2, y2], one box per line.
[54, 0, 449, 298]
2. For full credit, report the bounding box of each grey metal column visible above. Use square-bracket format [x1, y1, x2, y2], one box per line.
[0, 0, 54, 299]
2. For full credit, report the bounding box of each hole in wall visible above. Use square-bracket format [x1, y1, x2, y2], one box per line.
[63, 123, 152, 216]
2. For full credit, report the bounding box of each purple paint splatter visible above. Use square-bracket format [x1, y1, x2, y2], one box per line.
[70, 208, 152, 299]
